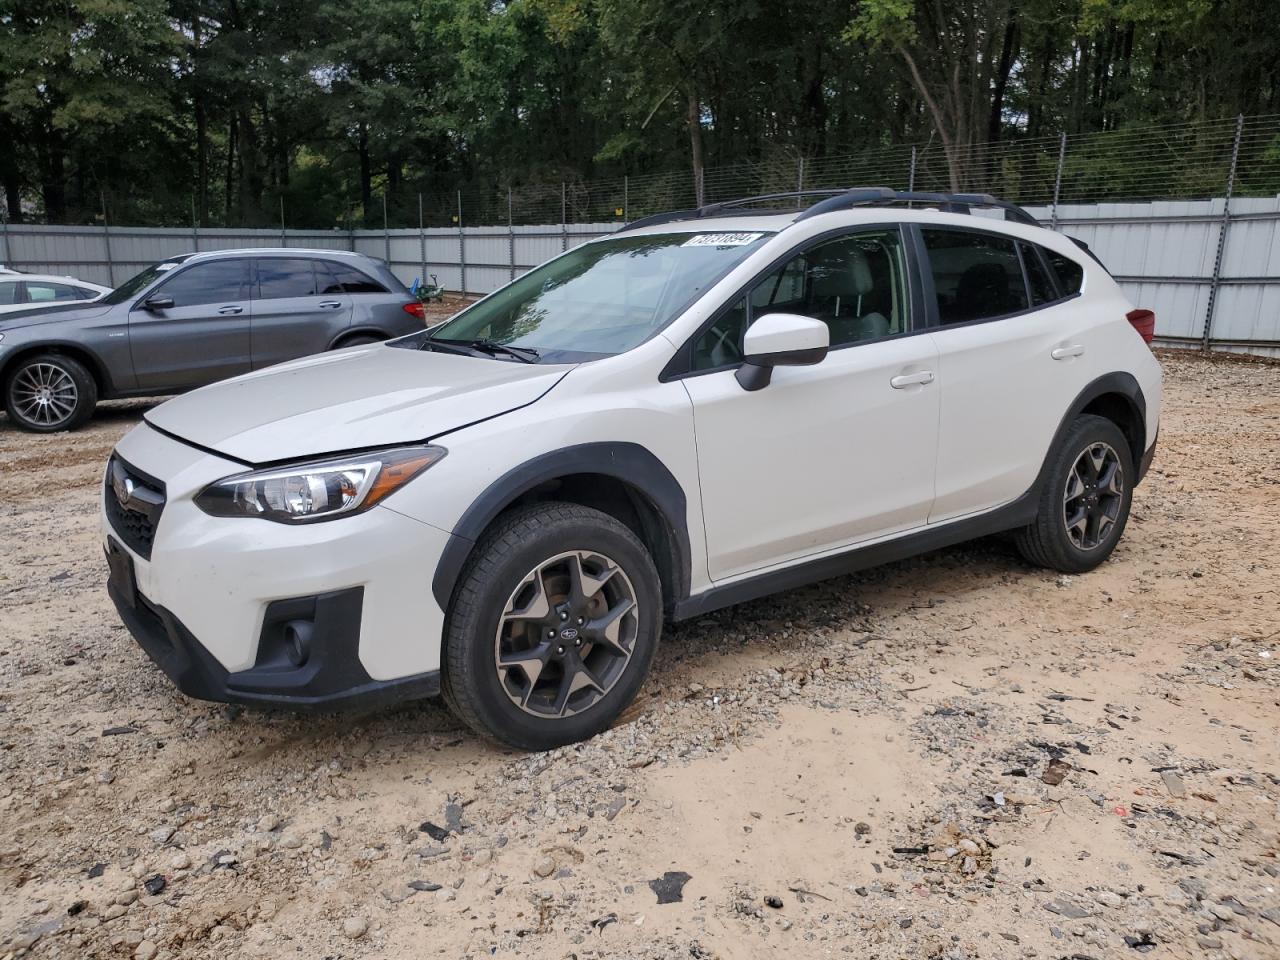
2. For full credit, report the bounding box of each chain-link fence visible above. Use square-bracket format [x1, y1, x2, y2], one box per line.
[3, 114, 1280, 355]
[434, 113, 1280, 227]
[7, 114, 1276, 232]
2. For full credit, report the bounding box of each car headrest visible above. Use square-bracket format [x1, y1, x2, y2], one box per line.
[810, 246, 874, 299]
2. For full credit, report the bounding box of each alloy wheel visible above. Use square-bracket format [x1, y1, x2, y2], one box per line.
[493, 550, 639, 718]
[1062, 441, 1124, 550]
[10, 362, 78, 427]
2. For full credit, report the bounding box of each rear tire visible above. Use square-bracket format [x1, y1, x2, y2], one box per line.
[441, 502, 661, 751]
[3, 352, 98, 433]
[1015, 414, 1134, 573]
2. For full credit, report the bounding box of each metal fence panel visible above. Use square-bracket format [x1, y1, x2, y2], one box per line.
[3, 202, 1278, 352]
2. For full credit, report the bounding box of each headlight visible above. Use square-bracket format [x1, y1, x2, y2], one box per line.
[194, 446, 445, 523]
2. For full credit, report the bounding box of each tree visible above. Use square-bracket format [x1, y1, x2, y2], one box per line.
[846, 0, 1019, 191]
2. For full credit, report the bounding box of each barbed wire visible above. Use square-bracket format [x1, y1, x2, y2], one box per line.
[11, 114, 1280, 231]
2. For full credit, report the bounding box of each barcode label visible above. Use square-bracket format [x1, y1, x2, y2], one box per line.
[682, 233, 764, 247]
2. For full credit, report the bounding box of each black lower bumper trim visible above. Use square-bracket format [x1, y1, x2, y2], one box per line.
[109, 580, 440, 711]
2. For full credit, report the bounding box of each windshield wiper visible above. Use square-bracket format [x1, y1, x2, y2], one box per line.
[436, 337, 540, 363]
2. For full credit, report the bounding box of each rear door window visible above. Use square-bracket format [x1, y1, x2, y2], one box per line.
[0, 280, 19, 304]
[257, 259, 320, 299]
[921, 229, 1029, 324]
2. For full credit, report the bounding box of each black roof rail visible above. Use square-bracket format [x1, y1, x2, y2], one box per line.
[618, 188, 881, 233]
[796, 188, 1041, 227]
[620, 186, 1041, 233]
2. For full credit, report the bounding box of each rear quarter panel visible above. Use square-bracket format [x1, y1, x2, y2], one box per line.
[357, 297, 426, 339]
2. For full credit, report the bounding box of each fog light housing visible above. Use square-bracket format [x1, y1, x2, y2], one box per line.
[283, 620, 313, 667]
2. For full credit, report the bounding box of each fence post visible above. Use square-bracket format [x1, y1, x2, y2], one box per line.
[101, 193, 116, 287]
[623, 175, 629, 224]
[280, 196, 287, 247]
[796, 157, 805, 208]
[0, 207, 9, 269]
[418, 193, 426, 284]
[508, 186, 516, 281]
[908, 146, 917, 192]
[561, 182, 568, 252]
[1201, 114, 1245, 351]
[191, 196, 200, 253]
[457, 190, 466, 295]
[1049, 132, 1067, 230]
[383, 193, 391, 264]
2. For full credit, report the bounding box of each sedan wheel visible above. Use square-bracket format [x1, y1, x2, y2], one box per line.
[12, 362, 79, 426]
[4, 353, 98, 433]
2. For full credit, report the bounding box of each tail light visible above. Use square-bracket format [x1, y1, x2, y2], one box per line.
[402, 301, 426, 322]
[1126, 308, 1155, 345]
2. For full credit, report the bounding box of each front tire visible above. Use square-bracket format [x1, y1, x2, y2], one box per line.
[1016, 414, 1134, 573]
[3, 353, 98, 432]
[442, 502, 661, 751]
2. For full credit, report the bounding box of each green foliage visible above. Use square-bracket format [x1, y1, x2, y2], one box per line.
[845, 0, 916, 48]
[0, 0, 1276, 226]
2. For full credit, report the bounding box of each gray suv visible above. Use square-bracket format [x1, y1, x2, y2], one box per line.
[0, 249, 428, 432]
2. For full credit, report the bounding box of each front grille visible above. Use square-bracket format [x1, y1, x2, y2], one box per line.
[104, 455, 166, 560]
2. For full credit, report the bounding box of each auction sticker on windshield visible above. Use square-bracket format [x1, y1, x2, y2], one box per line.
[682, 233, 764, 247]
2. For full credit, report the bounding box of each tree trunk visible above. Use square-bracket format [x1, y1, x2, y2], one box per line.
[1028, 35, 1054, 139]
[195, 97, 208, 226]
[237, 110, 263, 225]
[3, 179, 21, 224]
[988, 22, 1019, 143]
[358, 121, 372, 226]
[192, 15, 207, 227]
[224, 119, 237, 226]
[39, 142, 67, 223]
[897, 45, 961, 192]
[687, 90, 705, 206]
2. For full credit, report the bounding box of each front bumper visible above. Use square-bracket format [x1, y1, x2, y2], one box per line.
[107, 567, 440, 708]
[103, 422, 457, 709]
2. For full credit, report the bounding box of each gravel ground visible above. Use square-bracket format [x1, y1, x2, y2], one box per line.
[0, 349, 1277, 960]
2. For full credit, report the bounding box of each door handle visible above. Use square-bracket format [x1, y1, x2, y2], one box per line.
[318, 300, 342, 309]
[1051, 344, 1085, 360]
[890, 370, 935, 389]
[217, 305, 243, 315]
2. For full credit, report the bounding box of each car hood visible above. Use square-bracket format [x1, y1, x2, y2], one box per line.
[0, 302, 114, 328]
[144, 344, 574, 464]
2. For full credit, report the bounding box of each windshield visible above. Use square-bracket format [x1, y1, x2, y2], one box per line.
[426, 230, 771, 361]
[99, 260, 185, 305]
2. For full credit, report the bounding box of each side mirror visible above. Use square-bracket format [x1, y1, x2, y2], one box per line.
[735, 313, 829, 391]
[142, 295, 174, 311]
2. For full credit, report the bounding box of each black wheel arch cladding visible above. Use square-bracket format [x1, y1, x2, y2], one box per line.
[432, 374, 1147, 617]
[430, 442, 692, 616]
[1035, 371, 1148, 494]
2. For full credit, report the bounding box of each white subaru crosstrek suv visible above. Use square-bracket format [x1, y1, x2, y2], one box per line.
[102, 188, 1161, 750]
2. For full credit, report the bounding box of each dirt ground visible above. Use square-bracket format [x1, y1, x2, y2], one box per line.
[0, 350, 1277, 960]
